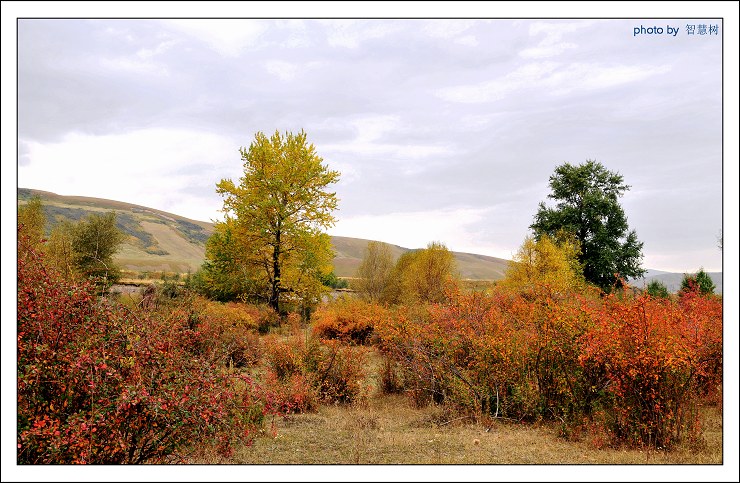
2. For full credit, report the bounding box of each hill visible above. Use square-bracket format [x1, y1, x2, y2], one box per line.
[18, 189, 720, 291]
[19, 188, 214, 274]
[630, 271, 723, 295]
[17, 189, 511, 279]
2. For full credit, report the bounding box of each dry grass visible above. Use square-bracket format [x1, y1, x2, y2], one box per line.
[186, 347, 723, 467]
[199, 394, 722, 466]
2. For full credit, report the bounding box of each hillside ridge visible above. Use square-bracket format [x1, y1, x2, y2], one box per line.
[17, 188, 721, 292]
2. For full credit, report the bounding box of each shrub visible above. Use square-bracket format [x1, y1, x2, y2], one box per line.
[261, 333, 368, 406]
[680, 268, 716, 296]
[378, 355, 405, 395]
[375, 281, 722, 450]
[579, 291, 722, 448]
[312, 297, 389, 344]
[646, 279, 670, 298]
[260, 371, 318, 415]
[17, 231, 268, 463]
[192, 301, 264, 368]
[375, 287, 596, 422]
[314, 340, 369, 404]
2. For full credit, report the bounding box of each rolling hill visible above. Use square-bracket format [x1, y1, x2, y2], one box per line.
[17, 189, 721, 292]
[17, 189, 511, 279]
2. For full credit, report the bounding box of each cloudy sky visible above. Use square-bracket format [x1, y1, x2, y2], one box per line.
[7, 6, 736, 274]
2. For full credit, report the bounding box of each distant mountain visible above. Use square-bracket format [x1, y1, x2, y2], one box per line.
[17, 188, 511, 279]
[630, 271, 723, 294]
[18, 188, 215, 274]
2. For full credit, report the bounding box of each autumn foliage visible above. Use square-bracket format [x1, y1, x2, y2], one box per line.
[580, 288, 722, 447]
[375, 283, 722, 448]
[262, 332, 369, 407]
[17, 230, 268, 464]
[312, 297, 389, 344]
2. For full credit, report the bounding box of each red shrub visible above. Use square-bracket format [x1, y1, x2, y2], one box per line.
[17, 232, 268, 464]
[579, 291, 722, 447]
[260, 371, 318, 414]
[261, 333, 368, 406]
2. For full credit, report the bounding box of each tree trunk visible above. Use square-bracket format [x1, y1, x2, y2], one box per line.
[270, 229, 281, 314]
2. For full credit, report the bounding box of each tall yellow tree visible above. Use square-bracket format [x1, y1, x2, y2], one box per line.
[214, 130, 340, 314]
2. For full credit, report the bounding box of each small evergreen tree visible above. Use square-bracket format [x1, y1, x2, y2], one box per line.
[680, 268, 716, 295]
[646, 279, 670, 298]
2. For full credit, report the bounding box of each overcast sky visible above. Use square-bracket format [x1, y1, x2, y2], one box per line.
[8, 11, 735, 274]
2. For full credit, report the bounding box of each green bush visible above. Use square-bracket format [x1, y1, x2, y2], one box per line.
[646, 279, 670, 298]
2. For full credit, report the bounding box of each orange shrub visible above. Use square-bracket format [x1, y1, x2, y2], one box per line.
[579, 289, 722, 448]
[190, 300, 265, 367]
[375, 283, 722, 449]
[312, 297, 389, 344]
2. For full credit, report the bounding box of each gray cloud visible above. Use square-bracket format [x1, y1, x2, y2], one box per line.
[16, 18, 725, 272]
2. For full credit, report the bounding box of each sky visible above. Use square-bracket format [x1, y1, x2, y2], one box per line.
[6, 5, 738, 276]
[2, 3, 739, 482]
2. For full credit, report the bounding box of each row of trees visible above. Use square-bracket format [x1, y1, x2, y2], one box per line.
[354, 241, 458, 305]
[197, 132, 712, 310]
[18, 197, 124, 289]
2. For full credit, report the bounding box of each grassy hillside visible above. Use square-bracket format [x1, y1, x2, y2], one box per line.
[17, 189, 511, 279]
[20, 189, 718, 292]
[19, 188, 214, 273]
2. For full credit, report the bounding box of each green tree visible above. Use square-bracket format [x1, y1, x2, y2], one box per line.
[646, 279, 670, 298]
[197, 219, 262, 301]
[355, 241, 394, 302]
[213, 130, 340, 314]
[319, 271, 348, 289]
[680, 268, 716, 295]
[71, 212, 124, 288]
[530, 160, 645, 291]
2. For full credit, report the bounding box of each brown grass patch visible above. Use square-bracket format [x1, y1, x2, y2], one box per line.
[210, 395, 721, 465]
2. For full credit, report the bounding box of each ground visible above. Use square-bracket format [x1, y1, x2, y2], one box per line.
[189, 393, 722, 466]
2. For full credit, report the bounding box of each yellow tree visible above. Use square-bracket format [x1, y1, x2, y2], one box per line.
[46, 220, 77, 280]
[355, 241, 394, 303]
[383, 242, 458, 305]
[406, 241, 458, 304]
[18, 195, 46, 250]
[214, 130, 340, 314]
[501, 233, 584, 296]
